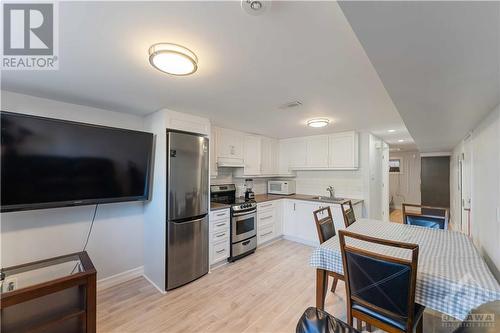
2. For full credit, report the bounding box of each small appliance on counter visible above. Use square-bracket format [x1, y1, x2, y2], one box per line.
[210, 184, 257, 262]
[244, 178, 255, 201]
[267, 180, 296, 195]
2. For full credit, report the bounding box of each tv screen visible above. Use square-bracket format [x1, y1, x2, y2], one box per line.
[1, 112, 154, 212]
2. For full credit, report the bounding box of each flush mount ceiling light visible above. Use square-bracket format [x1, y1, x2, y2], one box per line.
[307, 118, 330, 128]
[149, 43, 198, 76]
[398, 139, 405, 143]
[241, 0, 270, 16]
[388, 129, 396, 133]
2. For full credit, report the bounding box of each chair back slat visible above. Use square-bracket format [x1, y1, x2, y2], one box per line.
[341, 200, 356, 228]
[339, 230, 419, 331]
[313, 207, 335, 244]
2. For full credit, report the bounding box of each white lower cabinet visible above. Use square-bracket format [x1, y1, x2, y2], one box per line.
[209, 208, 230, 265]
[283, 200, 321, 246]
[257, 200, 282, 245]
[281, 199, 364, 246]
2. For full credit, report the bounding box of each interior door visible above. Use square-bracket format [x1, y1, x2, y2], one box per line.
[421, 156, 450, 213]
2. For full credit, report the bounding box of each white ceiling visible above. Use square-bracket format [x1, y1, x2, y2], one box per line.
[1, 1, 415, 147]
[339, 1, 500, 152]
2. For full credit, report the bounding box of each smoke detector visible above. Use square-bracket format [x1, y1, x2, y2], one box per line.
[241, 0, 270, 16]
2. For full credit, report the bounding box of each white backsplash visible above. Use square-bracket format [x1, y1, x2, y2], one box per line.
[211, 168, 365, 199]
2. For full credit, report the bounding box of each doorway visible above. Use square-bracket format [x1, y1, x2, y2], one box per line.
[421, 156, 450, 215]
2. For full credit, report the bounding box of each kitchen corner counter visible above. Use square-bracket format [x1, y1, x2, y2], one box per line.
[252, 194, 363, 206]
[210, 202, 231, 211]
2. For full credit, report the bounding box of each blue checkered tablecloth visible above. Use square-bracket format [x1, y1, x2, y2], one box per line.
[310, 218, 500, 320]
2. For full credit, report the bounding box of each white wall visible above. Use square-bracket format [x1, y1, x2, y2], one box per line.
[0, 91, 145, 280]
[389, 151, 421, 209]
[451, 103, 500, 280]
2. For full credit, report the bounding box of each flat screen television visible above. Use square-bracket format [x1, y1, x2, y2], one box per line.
[1, 111, 154, 212]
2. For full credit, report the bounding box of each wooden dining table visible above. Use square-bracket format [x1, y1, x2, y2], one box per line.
[310, 218, 500, 320]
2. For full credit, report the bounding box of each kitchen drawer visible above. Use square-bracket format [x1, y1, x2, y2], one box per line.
[257, 209, 275, 227]
[211, 229, 229, 243]
[211, 218, 229, 233]
[258, 224, 275, 244]
[257, 201, 277, 211]
[211, 239, 230, 264]
[210, 209, 230, 221]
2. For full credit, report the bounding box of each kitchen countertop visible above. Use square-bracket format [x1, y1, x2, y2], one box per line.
[210, 202, 231, 211]
[252, 194, 363, 206]
[210, 194, 363, 211]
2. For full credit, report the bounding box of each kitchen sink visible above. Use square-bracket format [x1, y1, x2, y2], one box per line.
[311, 196, 346, 203]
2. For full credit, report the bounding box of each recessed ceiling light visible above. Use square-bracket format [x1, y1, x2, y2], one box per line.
[398, 139, 405, 143]
[149, 43, 198, 76]
[307, 118, 330, 128]
[388, 129, 396, 133]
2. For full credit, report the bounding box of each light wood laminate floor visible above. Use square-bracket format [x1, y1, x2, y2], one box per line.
[97, 239, 453, 333]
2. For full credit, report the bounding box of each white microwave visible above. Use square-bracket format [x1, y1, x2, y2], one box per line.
[267, 180, 296, 195]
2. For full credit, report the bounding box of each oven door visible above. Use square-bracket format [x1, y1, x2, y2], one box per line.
[232, 210, 256, 242]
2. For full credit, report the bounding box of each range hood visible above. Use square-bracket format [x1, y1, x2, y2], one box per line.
[217, 157, 244, 168]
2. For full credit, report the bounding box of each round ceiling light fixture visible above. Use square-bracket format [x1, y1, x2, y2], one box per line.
[241, 0, 270, 16]
[307, 118, 330, 128]
[149, 43, 198, 76]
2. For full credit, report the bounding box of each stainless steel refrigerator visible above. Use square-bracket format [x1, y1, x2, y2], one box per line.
[166, 130, 209, 290]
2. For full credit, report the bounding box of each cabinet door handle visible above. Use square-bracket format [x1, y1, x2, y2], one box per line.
[293, 203, 296, 211]
[260, 203, 273, 208]
[261, 231, 273, 237]
[260, 215, 273, 220]
[216, 249, 226, 254]
[216, 212, 226, 217]
[215, 222, 226, 227]
[215, 232, 226, 238]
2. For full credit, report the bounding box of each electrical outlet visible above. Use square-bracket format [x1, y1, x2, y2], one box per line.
[3, 277, 18, 292]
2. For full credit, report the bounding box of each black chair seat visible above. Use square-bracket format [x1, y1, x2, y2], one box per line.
[352, 302, 425, 331]
[296, 307, 360, 333]
[406, 215, 444, 229]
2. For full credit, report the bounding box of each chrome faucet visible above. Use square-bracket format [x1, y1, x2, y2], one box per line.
[326, 186, 335, 199]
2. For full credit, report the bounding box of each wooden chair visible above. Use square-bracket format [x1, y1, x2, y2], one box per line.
[402, 203, 449, 230]
[339, 230, 424, 333]
[341, 200, 356, 228]
[313, 206, 344, 294]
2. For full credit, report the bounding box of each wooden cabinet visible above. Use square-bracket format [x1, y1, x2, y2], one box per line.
[209, 209, 230, 266]
[215, 127, 244, 166]
[329, 131, 359, 169]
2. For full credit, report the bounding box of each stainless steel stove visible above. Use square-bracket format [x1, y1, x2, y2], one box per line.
[210, 184, 257, 261]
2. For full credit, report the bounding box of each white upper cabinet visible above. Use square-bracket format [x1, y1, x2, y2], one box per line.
[305, 135, 329, 168]
[279, 131, 359, 171]
[261, 137, 279, 175]
[329, 131, 359, 169]
[210, 127, 218, 177]
[215, 127, 244, 166]
[285, 138, 307, 169]
[243, 135, 262, 175]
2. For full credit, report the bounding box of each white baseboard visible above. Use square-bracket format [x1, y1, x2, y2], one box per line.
[282, 235, 318, 247]
[97, 266, 144, 291]
[142, 272, 167, 294]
